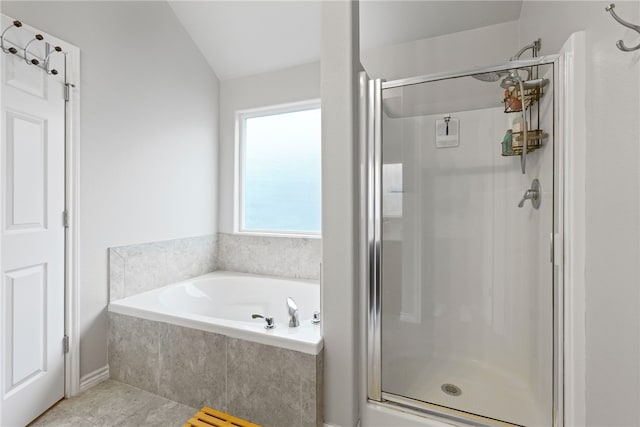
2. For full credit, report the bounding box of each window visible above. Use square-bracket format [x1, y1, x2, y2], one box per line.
[237, 101, 321, 236]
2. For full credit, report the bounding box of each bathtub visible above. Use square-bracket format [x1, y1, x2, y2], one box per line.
[108, 270, 322, 355]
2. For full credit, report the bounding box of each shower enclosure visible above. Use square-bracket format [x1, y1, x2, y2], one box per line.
[364, 52, 563, 426]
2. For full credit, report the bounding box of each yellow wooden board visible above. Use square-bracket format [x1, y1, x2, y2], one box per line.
[183, 406, 262, 427]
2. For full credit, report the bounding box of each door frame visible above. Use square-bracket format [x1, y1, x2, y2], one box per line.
[0, 16, 81, 421]
[62, 26, 81, 400]
[557, 31, 586, 427]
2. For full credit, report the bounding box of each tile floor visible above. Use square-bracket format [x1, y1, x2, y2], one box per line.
[28, 380, 197, 427]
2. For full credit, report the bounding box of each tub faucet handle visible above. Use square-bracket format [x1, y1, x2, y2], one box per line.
[251, 314, 275, 329]
[287, 297, 300, 327]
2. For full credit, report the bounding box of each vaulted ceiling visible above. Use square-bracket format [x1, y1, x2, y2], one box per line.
[168, 1, 523, 80]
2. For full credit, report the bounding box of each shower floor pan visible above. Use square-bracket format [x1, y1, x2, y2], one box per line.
[382, 355, 547, 426]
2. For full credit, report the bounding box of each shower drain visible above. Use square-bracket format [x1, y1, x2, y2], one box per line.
[441, 383, 462, 396]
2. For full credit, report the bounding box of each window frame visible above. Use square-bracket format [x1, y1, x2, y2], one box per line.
[234, 99, 322, 238]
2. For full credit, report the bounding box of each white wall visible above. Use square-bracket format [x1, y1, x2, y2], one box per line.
[519, 2, 640, 426]
[321, 1, 361, 426]
[360, 20, 520, 80]
[218, 62, 320, 233]
[1, 1, 220, 378]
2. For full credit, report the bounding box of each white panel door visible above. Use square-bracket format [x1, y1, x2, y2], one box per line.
[1, 17, 66, 427]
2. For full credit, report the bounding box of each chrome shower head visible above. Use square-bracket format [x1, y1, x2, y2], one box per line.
[471, 71, 505, 82]
[472, 38, 541, 85]
[500, 70, 522, 89]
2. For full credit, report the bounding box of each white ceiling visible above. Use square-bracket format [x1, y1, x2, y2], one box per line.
[168, 1, 321, 80]
[169, 1, 523, 81]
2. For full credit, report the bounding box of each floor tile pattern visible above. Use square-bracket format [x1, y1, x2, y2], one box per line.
[28, 380, 196, 427]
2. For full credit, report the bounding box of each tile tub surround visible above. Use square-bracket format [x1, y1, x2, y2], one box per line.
[109, 235, 217, 301]
[108, 312, 323, 427]
[217, 233, 321, 280]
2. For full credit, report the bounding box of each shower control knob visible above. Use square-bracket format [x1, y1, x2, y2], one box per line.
[518, 178, 541, 209]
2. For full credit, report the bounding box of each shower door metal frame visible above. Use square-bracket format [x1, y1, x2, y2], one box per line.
[365, 55, 565, 427]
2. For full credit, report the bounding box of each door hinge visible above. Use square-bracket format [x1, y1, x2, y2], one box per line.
[63, 210, 70, 228]
[63, 335, 69, 354]
[64, 82, 75, 102]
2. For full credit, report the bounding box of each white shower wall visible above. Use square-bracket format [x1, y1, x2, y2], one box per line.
[380, 68, 554, 424]
[358, 20, 541, 427]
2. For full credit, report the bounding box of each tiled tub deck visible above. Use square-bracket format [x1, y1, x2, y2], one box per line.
[108, 312, 323, 427]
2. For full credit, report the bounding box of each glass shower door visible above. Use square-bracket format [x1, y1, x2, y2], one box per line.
[375, 63, 555, 426]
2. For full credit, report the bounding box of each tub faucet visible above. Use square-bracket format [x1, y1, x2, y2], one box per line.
[251, 314, 275, 329]
[287, 297, 300, 327]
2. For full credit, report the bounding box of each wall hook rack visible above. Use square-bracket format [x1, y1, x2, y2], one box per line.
[0, 20, 22, 54]
[0, 19, 65, 75]
[605, 3, 640, 52]
[23, 34, 45, 66]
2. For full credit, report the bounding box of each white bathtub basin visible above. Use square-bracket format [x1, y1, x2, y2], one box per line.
[108, 271, 322, 354]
